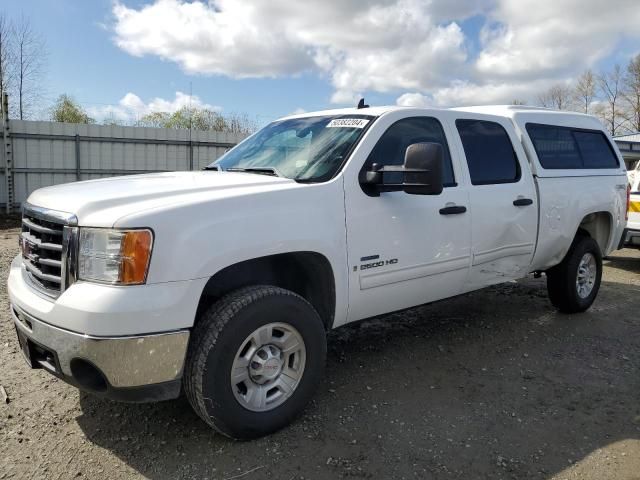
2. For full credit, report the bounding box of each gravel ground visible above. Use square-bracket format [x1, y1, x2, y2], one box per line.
[1, 220, 639, 480]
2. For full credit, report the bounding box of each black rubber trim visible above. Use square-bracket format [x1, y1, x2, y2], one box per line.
[47, 364, 182, 403]
[618, 228, 628, 250]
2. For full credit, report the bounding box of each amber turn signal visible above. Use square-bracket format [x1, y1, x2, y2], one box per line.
[120, 230, 153, 284]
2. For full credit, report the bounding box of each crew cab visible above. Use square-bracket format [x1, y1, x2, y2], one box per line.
[8, 105, 628, 439]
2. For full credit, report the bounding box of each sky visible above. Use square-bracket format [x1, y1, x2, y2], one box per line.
[4, 0, 640, 125]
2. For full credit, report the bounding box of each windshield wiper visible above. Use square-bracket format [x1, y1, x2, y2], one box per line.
[226, 167, 282, 177]
[203, 165, 220, 171]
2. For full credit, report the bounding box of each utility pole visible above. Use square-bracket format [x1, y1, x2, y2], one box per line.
[188, 81, 193, 170]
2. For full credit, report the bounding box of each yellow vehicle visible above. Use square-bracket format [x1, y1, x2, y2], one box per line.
[623, 189, 640, 248]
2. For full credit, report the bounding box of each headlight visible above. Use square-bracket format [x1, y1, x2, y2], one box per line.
[78, 228, 153, 285]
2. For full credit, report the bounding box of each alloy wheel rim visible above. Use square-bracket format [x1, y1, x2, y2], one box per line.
[576, 252, 597, 299]
[231, 322, 306, 412]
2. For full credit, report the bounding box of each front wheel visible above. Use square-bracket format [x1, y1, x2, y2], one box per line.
[183, 285, 327, 439]
[546, 235, 602, 313]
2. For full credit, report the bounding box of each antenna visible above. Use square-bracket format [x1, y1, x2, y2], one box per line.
[357, 98, 369, 109]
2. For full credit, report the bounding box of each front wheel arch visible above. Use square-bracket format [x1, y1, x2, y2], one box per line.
[194, 252, 336, 330]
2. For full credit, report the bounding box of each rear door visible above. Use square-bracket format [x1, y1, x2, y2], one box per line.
[451, 116, 538, 289]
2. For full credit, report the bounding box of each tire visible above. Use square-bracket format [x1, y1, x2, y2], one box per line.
[546, 235, 602, 313]
[183, 285, 327, 439]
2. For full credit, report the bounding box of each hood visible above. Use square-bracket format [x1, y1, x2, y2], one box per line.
[26, 171, 298, 227]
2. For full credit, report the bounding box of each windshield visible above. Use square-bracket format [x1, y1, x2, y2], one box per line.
[209, 115, 374, 181]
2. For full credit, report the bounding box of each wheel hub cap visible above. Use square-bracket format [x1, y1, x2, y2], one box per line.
[231, 322, 306, 412]
[249, 345, 284, 383]
[576, 252, 597, 299]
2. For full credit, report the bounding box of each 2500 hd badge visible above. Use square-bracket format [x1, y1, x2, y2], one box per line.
[357, 256, 398, 271]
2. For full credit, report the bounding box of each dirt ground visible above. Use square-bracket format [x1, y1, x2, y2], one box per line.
[1, 221, 639, 480]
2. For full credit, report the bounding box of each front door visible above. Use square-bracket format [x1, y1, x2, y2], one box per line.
[343, 114, 472, 323]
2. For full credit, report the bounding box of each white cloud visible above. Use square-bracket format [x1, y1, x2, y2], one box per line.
[397, 79, 576, 108]
[476, 0, 640, 80]
[421, 0, 640, 107]
[430, 79, 557, 107]
[87, 91, 220, 123]
[112, 0, 640, 107]
[112, 0, 473, 104]
[396, 92, 433, 107]
[112, 0, 312, 77]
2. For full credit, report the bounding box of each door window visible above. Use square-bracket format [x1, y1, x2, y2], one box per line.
[365, 117, 455, 187]
[456, 119, 520, 185]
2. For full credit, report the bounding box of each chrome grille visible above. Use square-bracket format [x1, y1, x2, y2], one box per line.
[20, 204, 78, 297]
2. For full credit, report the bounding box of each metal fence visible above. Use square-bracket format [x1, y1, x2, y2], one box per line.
[0, 119, 248, 211]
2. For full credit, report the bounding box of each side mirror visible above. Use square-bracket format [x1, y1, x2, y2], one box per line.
[362, 142, 444, 196]
[403, 142, 443, 195]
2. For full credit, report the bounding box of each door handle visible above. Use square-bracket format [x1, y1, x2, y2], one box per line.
[513, 198, 533, 206]
[439, 205, 467, 215]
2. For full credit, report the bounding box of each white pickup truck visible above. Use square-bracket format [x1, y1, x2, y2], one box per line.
[8, 105, 629, 439]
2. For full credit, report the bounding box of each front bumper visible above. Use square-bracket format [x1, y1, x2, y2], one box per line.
[11, 303, 189, 402]
[7, 253, 197, 402]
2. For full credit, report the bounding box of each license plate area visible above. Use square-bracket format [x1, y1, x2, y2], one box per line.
[15, 327, 59, 374]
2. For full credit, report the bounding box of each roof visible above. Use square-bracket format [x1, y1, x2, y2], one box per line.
[281, 104, 553, 121]
[280, 105, 409, 120]
[452, 104, 556, 114]
[452, 104, 595, 119]
[452, 105, 605, 132]
[278, 104, 602, 130]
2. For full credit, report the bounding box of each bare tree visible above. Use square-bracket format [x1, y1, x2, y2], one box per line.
[597, 64, 626, 135]
[511, 99, 527, 105]
[623, 54, 640, 133]
[573, 69, 596, 114]
[13, 15, 45, 119]
[537, 84, 572, 110]
[223, 112, 257, 134]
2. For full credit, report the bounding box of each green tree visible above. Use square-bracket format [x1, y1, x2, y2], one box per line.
[50, 94, 93, 124]
[138, 106, 256, 134]
[136, 111, 171, 128]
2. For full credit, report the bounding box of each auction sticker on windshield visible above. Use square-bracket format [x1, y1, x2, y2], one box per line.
[327, 118, 370, 128]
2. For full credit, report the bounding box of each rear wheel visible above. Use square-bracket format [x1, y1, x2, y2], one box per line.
[183, 285, 326, 439]
[546, 235, 602, 313]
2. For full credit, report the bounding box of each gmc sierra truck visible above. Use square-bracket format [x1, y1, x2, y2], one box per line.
[8, 105, 629, 439]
